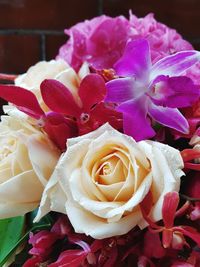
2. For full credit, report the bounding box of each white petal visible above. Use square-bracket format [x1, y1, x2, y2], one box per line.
[65, 201, 142, 239]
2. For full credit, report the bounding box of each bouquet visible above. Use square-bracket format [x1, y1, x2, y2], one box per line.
[0, 12, 200, 267]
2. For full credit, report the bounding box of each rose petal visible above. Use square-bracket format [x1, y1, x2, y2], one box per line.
[114, 39, 151, 82]
[138, 140, 183, 228]
[26, 133, 60, 186]
[148, 102, 189, 134]
[65, 200, 142, 239]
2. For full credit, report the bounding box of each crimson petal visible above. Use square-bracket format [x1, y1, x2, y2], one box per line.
[44, 112, 77, 151]
[148, 102, 189, 134]
[78, 74, 106, 111]
[118, 97, 155, 141]
[48, 249, 88, 267]
[91, 102, 123, 129]
[114, 39, 151, 81]
[0, 85, 44, 119]
[162, 192, 179, 229]
[41, 79, 81, 117]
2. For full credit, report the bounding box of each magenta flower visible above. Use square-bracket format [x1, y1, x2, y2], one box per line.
[57, 13, 194, 72]
[57, 15, 129, 71]
[129, 12, 193, 64]
[105, 39, 200, 140]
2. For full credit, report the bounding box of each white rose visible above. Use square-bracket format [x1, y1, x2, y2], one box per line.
[0, 115, 60, 219]
[35, 124, 184, 239]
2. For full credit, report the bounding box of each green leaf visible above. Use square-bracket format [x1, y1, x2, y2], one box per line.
[0, 211, 54, 267]
[0, 216, 25, 266]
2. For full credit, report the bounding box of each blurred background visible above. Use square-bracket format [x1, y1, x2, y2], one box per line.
[0, 0, 199, 74]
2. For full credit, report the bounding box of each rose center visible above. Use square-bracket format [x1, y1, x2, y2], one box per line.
[102, 163, 112, 175]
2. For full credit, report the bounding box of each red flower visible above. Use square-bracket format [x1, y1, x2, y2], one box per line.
[140, 192, 200, 249]
[41, 73, 122, 136]
[22, 255, 42, 267]
[0, 84, 77, 151]
[181, 149, 200, 171]
[28, 230, 58, 259]
[183, 172, 200, 221]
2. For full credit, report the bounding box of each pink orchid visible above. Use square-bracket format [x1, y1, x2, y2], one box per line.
[105, 39, 200, 141]
[140, 191, 200, 249]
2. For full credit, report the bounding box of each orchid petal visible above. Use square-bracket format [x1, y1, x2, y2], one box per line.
[41, 79, 81, 117]
[174, 226, 200, 247]
[48, 249, 88, 267]
[150, 50, 200, 81]
[144, 231, 166, 259]
[90, 102, 123, 130]
[118, 97, 155, 141]
[0, 85, 44, 119]
[148, 102, 189, 134]
[44, 112, 77, 150]
[162, 192, 179, 228]
[106, 77, 142, 103]
[78, 74, 106, 111]
[114, 39, 151, 81]
[151, 76, 200, 108]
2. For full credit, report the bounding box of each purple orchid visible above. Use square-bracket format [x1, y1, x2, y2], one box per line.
[105, 39, 200, 140]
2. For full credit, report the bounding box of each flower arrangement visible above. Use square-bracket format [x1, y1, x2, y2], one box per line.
[0, 12, 200, 267]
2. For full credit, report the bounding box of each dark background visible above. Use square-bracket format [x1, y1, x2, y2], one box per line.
[0, 0, 199, 74]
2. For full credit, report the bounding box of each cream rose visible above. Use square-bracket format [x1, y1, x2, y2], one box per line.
[35, 124, 184, 239]
[0, 115, 60, 219]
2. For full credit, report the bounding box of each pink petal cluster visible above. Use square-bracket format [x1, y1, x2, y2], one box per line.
[129, 13, 193, 63]
[57, 13, 195, 73]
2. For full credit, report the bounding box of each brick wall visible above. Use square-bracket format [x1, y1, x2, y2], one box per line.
[0, 0, 199, 74]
